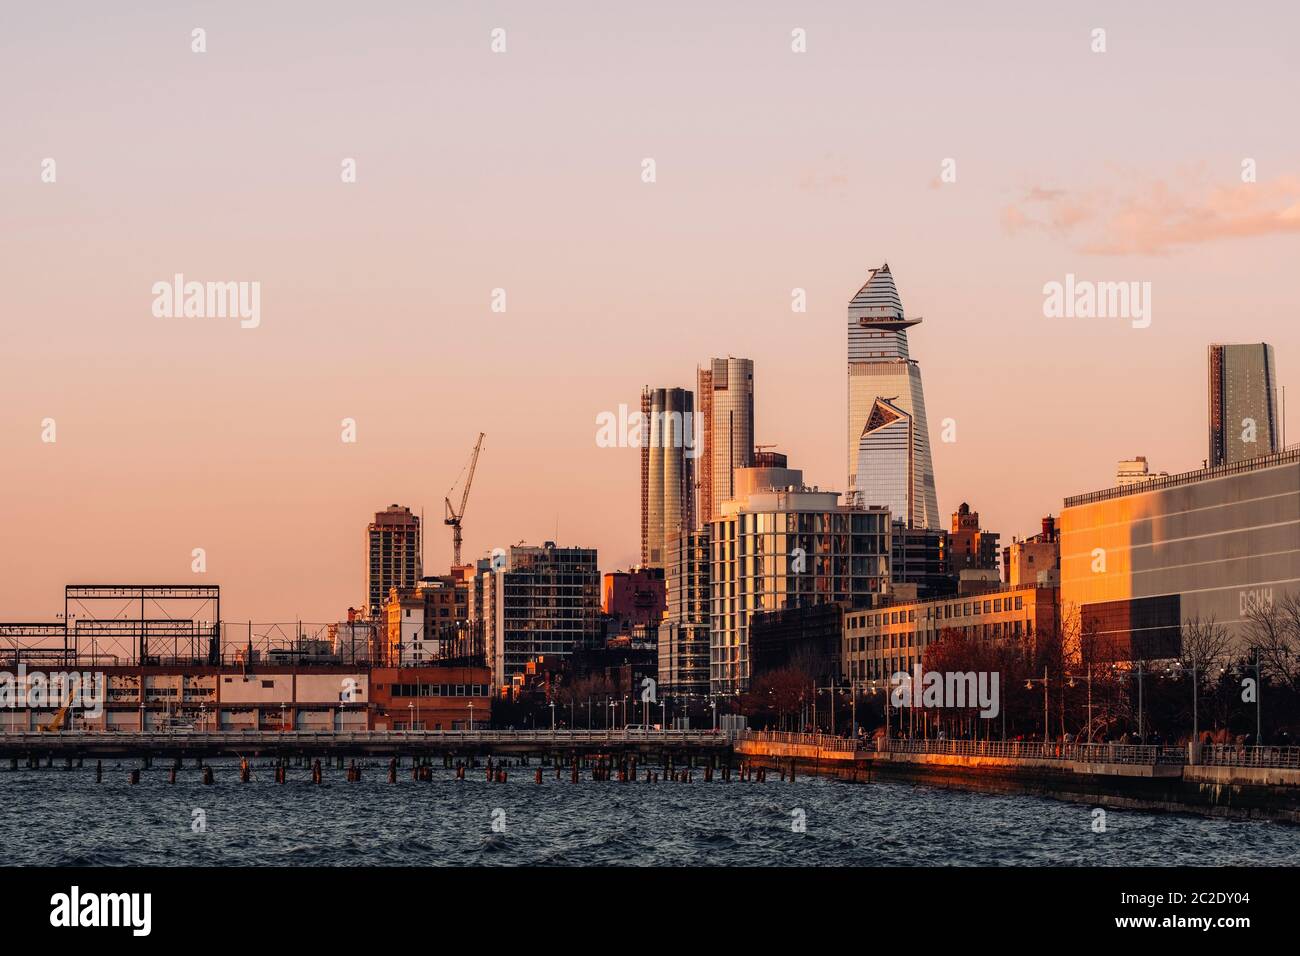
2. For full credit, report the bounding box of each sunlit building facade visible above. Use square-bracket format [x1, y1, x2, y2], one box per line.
[708, 468, 890, 694]
[1060, 448, 1300, 659]
[697, 357, 754, 526]
[640, 386, 696, 567]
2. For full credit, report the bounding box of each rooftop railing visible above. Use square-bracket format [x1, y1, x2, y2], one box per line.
[1064, 446, 1300, 508]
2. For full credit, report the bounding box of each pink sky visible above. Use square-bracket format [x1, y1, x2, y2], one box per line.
[2, 1, 1297, 623]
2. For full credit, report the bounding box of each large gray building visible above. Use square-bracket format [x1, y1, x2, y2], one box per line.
[1060, 447, 1300, 658]
[1209, 343, 1280, 467]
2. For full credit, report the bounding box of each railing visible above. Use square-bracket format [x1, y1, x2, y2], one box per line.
[1198, 744, 1300, 769]
[0, 728, 725, 745]
[880, 738, 1186, 764]
[1064, 446, 1300, 507]
[739, 730, 859, 754]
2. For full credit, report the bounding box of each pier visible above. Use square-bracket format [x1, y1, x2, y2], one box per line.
[0, 728, 731, 762]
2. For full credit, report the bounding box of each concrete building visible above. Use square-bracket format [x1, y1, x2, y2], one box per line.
[1117, 456, 1169, 487]
[1060, 447, 1300, 659]
[471, 542, 601, 690]
[366, 504, 421, 617]
[1209, 343, 1280, 467]
[640, 386, 697, 567]
[843, 584, 1059, 683]
[709, 466, 891, 694]
[697, 357, 754, 526]
[847, 264, 939, 529]
[1003, 516, 1061, 588]
[657, 528, 711, 699]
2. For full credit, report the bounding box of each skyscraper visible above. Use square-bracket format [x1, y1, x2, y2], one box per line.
[847, 264, 939, 529]
[1209, 343, 1280, 467]
[697, 357, 754, 526]
[366, 504, 422, 617]
[640, 386, 696, 567]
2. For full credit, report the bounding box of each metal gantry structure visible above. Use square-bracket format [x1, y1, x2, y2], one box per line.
[62, 585, 221, 665]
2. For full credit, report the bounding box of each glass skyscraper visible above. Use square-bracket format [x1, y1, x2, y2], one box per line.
[847, 264, 939, 529]
[1208, 342, 1280, 467]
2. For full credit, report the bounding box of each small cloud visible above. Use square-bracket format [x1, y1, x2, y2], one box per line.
[1003, 173, 1300, 255]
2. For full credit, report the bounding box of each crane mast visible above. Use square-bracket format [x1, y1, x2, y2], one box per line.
[444, 433, 485, 567]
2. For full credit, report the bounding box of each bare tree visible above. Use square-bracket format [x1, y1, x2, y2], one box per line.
[1243, 592, 1300, 695]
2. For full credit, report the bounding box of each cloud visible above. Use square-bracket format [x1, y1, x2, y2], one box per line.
[1002, 172, 1300, 255]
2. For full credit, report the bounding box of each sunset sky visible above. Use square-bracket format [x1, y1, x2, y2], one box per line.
[3, 1, 1297, 624]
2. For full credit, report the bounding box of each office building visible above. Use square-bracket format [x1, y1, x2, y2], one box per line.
[471, 542, 601, 689]
[847, 264, 939, 528]
[640, 386, 697, 567]
[843, 584, 1059, 682]
[709, 466, 891, 694]
[366, 505, 422, 617]
[658, 528, 711, 698]
[697, 357, 754, 526]
[1209, 343, 1280, 467]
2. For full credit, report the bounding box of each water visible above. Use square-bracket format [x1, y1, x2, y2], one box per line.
[3, 760, 1296, 866]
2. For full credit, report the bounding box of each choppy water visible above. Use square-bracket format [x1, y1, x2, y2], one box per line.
[2, 759, 1295, 866]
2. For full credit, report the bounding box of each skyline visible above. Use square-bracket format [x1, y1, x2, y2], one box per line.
[4, 1, 1299, 623]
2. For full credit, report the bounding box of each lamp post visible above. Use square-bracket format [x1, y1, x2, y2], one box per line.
[1025, 668, 1049, 742]
[710, 697, 717, 732]
[468, 701, 474, 732]
[408, 702, 413, 731]
[549, 700, 556, 732]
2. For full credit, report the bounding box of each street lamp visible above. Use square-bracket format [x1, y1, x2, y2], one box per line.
[468, 701, 474, 732]
[1024, 667, 1050, 743]
[549, 700, 556, 732]
[408, 702, 414, 731]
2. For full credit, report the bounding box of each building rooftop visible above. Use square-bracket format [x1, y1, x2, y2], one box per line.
[1064, 446, 1300, 508]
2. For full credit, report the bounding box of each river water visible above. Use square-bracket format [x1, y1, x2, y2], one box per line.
[3, 760, 1295, 866]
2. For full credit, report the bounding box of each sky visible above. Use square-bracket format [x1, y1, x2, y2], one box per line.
[2, 0, 1298, 624]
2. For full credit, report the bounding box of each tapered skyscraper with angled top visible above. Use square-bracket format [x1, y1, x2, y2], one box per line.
[847, 264, 939, 529]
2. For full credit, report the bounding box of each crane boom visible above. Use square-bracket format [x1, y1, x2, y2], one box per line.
[444, 432, 485, 567]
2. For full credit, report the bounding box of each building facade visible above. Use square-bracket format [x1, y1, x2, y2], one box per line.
[709, 468, 890, 694]
[948, 502, 1000, 575]
[1209, 343, 1280, 468]
[640, 386, 697, 567]
[657, 528, 711, 698]
[471, 542, 602, 690]
[697, 357, 754, 526]
[843, 584, 1059, 683]
[1060, 447, 1300, 659]
[847, 264, 939, 529]
[367, 504, 422, 617]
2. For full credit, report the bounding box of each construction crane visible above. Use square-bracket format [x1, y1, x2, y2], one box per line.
[444, 432, 485, 567]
